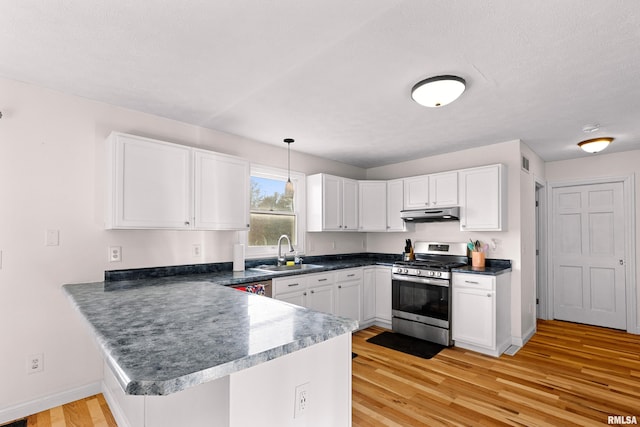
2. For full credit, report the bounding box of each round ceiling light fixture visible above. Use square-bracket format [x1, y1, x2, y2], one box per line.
[411, 75, 466, 107]
[577, 137, 614, 153]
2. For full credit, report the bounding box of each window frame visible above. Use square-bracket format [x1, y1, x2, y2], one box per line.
[243, 164, 305, 259]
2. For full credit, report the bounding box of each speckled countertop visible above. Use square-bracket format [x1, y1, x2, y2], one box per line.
[451, 259, 512, 276]
[63, 256, 393, 396]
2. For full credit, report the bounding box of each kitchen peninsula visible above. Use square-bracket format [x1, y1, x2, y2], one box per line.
[64, 270, 358, 427]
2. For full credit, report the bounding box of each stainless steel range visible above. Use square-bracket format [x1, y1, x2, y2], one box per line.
[391, 242, 468, 346]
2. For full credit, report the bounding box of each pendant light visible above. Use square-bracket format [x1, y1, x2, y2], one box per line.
[411, 75, 466, 107]
[284, 138, 294, 197]
[577, 137, 614, 153]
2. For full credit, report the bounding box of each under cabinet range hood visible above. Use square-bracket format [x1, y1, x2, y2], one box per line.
[400, 206, 460, 222]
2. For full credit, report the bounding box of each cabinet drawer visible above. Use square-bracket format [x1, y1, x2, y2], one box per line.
[452, 274, 495, 291]
[336, 268, 363, 282]
[307, 272, 335, 287]
[274, 276, 308, 295]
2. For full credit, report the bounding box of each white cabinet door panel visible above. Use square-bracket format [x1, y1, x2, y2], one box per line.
[109, 133, 192, 229]
[194, 150, 249, 230]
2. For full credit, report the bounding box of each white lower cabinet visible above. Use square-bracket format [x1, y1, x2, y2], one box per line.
[306, 273, 336, 314]
[374, 266, 392, 325]
[273, 269, 363, 323]
[452, 272, 511, 357]
[335, 269, 363, 323]
[363, 268, 377, 323]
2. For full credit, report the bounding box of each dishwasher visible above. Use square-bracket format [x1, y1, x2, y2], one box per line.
[231, 280, 273, 297]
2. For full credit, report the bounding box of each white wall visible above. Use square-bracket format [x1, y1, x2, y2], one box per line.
[546, 150, 640, 332]
[365, 140, 528, 342]
[519, 142, 545, 339]
[0, 77, 365, 415]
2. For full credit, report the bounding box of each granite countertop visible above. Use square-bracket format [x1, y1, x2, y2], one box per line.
[64, 279, 358, 396]
[451, 258, 512, 276]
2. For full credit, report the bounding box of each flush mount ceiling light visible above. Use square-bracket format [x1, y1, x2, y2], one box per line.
[284, 138, 294, 197]
[411, 75, 466, 107]
[577, 137, 614, 153]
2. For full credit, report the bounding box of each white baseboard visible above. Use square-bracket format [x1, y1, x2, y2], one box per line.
[101, 379, 132, 427]
[0, 382, 101, 425]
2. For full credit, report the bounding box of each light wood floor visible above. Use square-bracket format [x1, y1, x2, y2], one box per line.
[353, 320, 640, 426]
[8, 320, 640, 427]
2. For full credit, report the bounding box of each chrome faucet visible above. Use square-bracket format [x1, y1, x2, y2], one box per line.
[277, 234, 295, 266]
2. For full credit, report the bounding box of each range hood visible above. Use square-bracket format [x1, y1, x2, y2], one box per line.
[400, 206, 460, 222]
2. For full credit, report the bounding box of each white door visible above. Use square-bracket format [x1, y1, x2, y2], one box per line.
[551, 182, 626, 329]
[322, 174, 342, 230]
[429, 171, 458, 207]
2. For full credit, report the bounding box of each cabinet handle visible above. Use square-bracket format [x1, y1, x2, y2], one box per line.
[347, 274, 355, 277]
[310, 290, 315, 294]
[303, 292, 307, 296]
[487, 293, 492, 297]
[184, 221, 190, 226]
[318, 278, 327, 282]
[464, 280, 479, 284]
[338, 285, 342, 289]
[288, 283, 299, 287]
[246, 224, 250, 228]
[344, 225, 348, 229]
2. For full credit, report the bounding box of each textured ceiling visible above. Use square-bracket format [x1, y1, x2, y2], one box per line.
[1, 1, 639, 168]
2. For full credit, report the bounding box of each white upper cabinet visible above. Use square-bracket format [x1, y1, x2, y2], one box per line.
[106, 132, 249, 230]
[403, 175, 429, 209]
[307, 173, 359, 231]
[458, 164, 507, 231]
[358, 181, 387, 232]
[106, 133, 192, 229]
[386, 179, 406, 232]
[429, 171, 458, 207]
[403, 171, 458, 210]
[193, 149, 250, 230]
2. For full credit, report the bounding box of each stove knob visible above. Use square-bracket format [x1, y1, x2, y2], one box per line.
[416, 270, 421, 276]
[436, 272, 442, 277]
[429, 271, 435, 277]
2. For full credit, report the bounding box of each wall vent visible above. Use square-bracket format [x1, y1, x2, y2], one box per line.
[521, 155, 530, 173]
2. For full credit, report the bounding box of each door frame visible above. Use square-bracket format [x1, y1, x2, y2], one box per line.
[535, 178, 548, 320]
[546, 174, 637, 334]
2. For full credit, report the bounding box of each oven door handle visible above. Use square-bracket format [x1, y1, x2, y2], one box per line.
[392, 274, 450, 287]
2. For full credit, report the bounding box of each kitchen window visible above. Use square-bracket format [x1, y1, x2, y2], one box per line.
[244, 164, 305, 258]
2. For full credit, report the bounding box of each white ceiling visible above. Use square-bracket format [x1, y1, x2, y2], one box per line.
[2, 1, 639, 168]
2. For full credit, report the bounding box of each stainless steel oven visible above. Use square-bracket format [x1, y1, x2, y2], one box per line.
[391, 242, 467, 346]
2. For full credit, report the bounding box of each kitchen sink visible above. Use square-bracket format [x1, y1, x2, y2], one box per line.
[251, 264, 324, 273]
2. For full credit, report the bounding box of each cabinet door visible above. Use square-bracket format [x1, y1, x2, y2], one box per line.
[336, 280, 362, 322]
[107, 133, 192, 229]
[386, 179, 405, 231]
[452, 287, 495, 348]
[342, 178, 359, 230]
[307, 284, 335, 314]
[276, 290, 307, 308]
[322, 174, 342, 231]
[359, 181, 387, 232]
[459, 164, 505, 231]
[403, 175, 429, 209]
[362, 268, 376, 322]
[374, 267, 392, 322]
[193, 150, 249, 230]
[429, 171, 458, 207]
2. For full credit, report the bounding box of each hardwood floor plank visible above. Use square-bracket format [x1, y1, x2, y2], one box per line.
[353, 320, 640, 426]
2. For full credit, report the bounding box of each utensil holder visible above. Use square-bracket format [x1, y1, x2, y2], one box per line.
[471, 251, 485, 268]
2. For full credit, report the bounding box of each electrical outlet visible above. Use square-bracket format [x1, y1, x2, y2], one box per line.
[192, 244, 201, 257]
[27, 353, 44, 374]
[109, 246, 122, 262]
[294, 382, 309, 418]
